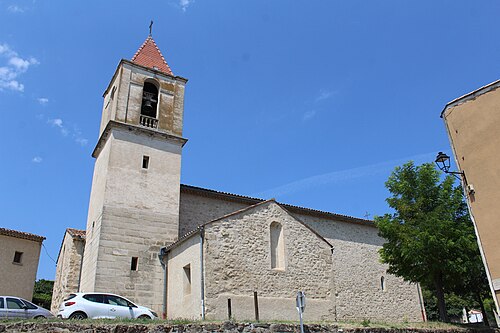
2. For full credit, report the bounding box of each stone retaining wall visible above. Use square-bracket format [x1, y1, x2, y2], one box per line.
[0, 322, 496, 333]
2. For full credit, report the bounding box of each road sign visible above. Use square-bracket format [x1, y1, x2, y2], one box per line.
[296, 291, 306, 313]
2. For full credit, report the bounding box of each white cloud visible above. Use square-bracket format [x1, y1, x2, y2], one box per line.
[75, 137, 88, 146]
[48, 118, 63, 128]
[37, 97, 49, 105]
[32, 156, 43, 163]
[46, 117, 88, 146]
[0, 79, 23, 92]
[303, 110, 316, 121]
[180, 0, 193, 11]
[0, 43, 38, 93]
[7, 5, 25, 13]
[315, 89, 336, 103]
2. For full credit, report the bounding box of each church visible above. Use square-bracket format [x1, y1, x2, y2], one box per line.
[52, 33, 424, 322]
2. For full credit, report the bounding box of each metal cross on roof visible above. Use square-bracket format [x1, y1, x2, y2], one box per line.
[149, 20, 153, 36]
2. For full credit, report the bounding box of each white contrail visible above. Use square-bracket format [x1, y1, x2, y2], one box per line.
[254, 151, 442, 199]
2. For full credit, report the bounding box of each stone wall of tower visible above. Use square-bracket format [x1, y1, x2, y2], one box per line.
[88, 126, 183, 311]
[100, 61, 186, 138]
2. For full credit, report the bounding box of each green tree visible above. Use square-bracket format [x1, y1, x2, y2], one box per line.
[375, 162, 477, 322]
[32, 279, 54, 309]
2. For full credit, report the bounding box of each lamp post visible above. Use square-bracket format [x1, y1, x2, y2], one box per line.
[434, 152, 466, 182]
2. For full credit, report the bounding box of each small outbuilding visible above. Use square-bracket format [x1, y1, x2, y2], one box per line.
[0, 228, 45, 300]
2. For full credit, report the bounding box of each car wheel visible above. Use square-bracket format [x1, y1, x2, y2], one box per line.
[34, 315, 46, 319]
[69, 312, 87, 320]
[138, 315, 151, 319]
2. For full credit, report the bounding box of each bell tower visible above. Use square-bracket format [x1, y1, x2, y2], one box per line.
[79, 34, 188, 312]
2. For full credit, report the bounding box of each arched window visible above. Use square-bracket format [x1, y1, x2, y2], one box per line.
[140, 81, 159, 118]
[381, 276, 385, 291]
[270, 222, 285, 269]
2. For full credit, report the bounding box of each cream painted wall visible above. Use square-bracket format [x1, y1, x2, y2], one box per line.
[166, 235, 202, 319]
[443, 85, 500, 310]
[0, 235, 42, 300]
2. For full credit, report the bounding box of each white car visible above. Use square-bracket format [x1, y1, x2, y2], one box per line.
[57, 293, 158, 319]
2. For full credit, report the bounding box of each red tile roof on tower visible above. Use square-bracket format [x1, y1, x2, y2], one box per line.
[131, 36, 173, 76]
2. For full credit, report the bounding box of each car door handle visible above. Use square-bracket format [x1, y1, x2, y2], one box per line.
[110, 309, 116, 312]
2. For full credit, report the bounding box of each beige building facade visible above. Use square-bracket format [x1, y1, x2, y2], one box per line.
[0, 228, 45, 300]
[441, 81, 500, 318]
[52, 35, 425, 322]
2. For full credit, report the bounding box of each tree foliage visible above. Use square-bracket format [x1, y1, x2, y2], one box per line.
[375, 162, 482, 322]
[32, 279, 54, 310]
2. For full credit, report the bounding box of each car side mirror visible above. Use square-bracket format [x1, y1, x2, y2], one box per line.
[22, 305, 28, 310]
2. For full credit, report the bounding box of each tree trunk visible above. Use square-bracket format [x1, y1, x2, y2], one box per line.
[435, 274, 449, 322]
[477, 292, 489, 327]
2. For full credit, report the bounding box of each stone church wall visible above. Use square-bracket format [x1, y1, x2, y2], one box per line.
[203, 201, 335, 321]
[296, 214, 423, 322]
[179, 190, 251, 236]
[51, 232, 85, 313]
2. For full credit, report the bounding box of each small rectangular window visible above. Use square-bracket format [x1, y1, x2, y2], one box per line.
[131, 257, 138, 271]
[142, 156, 150, 169]
[183, 264, 191, 295]
[13, 251, 23, 264]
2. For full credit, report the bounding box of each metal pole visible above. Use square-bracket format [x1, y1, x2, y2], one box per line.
[299, 310, 304, 333]
[254, 291, 259, 322]
[227, 298, 232, 321]
[200, 228, 205, 320]
[163, 254, 168, 319]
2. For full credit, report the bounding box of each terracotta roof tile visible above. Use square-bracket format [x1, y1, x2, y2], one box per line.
[67, 228, 86, 239]
[131, 36, 173, 76]
[0, 227, 45, 242]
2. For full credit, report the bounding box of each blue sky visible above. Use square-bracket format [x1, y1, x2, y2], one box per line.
[1, 0, 500, 281]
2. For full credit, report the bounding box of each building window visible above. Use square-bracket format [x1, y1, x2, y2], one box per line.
[142, 156, 150, 169]
[381, 276, 385, 291]
[270, 222, 285, 269]
[13, 251, 23, 264]
[183, 264, 191, 295]
[131, 257, 138, 271]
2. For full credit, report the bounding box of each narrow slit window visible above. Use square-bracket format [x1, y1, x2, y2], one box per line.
[183, 264, 191, 295]
[131, 257, 138, 271]
[142, 156, 150, 169]
[13, 251, 23, 264]
[381, 276, 385, 291]
[270, 222, 285, 269]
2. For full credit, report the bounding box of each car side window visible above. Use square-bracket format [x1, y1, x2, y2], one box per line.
[106, 295, 129, 307]
[0, 298, 4, 308]
[6, 298, 25, 309]
[83, 294, 104, 303]
[21, 300, 38, 310]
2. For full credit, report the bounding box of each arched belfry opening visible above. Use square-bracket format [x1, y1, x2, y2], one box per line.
[140, 81, 159, 128]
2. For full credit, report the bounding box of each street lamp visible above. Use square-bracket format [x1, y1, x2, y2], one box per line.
[434, 152, 466, 181]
